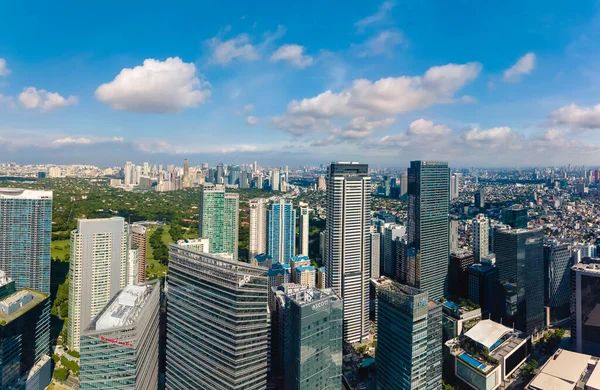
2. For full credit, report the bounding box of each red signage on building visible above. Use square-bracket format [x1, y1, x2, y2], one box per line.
[100, 335, 133, 347]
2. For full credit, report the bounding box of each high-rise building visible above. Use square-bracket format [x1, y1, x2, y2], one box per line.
[376, 282, 442, 390]
[79, 282, 160, 389]
[166, 245, 269, 389]
[474, 188, 485, 209]
[0, 189, 52, 294]
[326, 162, 371, 344]
[450, 219, 459, 253]
[317, 176, 326, 191]
[407, 161, 450, 300]
[229, 165, 241, 186]
[129, 223, 147, 284]
[267, 198, 296, 264]
[298, 202, 309, 256]
[182, 159, 192, 188]
[494, 228, 544, 335]
[383, 224, 405, 276]
[400, 172, 408, 196]
[199, 184, 239, 259]
[370, 229, 381, 279]
[467, 258, 499, 317]
[450, 173, 460, 199]
[502, 205, 528, 228]
[216, 163, 224, 184]
[68, 217, 128, 351]
[0, 271, 51, 389]
[544, 241, 572, 324]
[249, 198, 267, 259]
[271, 285, 342, 390]
[472, 214, 489, 263]
[123, 161, 134, 185]
[571, 261, 600, 355]
[271, 168, 280, 191]
[449, 250, 474, 299]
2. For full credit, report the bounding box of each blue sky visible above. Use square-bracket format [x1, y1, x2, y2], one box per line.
[1, 0, 600, 168]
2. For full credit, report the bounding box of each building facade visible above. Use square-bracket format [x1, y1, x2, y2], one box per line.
[449, 250, 474, 300]
[129, 223, 147, 284]
[199, 184, 239, 259]
[249, 198, 267, 259]
[407, 161, 450, 300]
[267, 198, 296, 264]
[68, 217, 128, 351]
[472, 214, 489, 263]
[79, 282, 160, 389]
[326, 162, 371, 344]
[298, 202, 310, 256]
[544, 241, 572, 324]
[502, 205, 528, 229]
[571, 261, 600, 355]
[376, 282, 442, 390]
[166, 245, 269, 389]
[0, 188, 52, 294]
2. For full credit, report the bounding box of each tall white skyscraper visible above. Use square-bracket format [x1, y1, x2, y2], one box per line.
[473, 214, 489, 263]
[68, 217, 128, 351]
[271, 168, 280, 191]
[249, 198, 267, 259]
[298, 202, 310, 256]
[326, 162, 371, 344]
[124, 161, 134, 185]
[450, 173, 461, 199]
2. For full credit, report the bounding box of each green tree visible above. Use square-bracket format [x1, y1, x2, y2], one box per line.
[53, 368, 69, 382]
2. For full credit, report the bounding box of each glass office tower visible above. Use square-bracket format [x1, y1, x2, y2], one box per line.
[544, 241, 572, 323]
[0, 189, 52, 294]
[166, 245, 269, 390]
[502, 205, 528, 228]
[571, 261, 600, 355]
[267, 198, 296, 264]
[407, 161, 450, 300]
[376, 282, 442, 390]
[199, 184, 239, 259]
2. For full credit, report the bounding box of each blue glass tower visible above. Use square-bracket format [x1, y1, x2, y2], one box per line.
[0, 189, 52, 294]
[267, 198, 296, 264]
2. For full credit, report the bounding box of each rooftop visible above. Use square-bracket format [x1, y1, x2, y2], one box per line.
[0, 188, 53, 200]
[95, 284, 154, 331]
[286, 287, 339, 306]
[295, 265, 315, 273]
[465, 320, 512, 350]
[573, 262, 600, 275]
[527, 349, 600, 390]
[0, 289, 46, 325]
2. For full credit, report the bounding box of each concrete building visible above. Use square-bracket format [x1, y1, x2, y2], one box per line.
[326, 162, 371, 344]
[571, 261, 600, 355]
[68, 217, 128, 351]
[176, 237, 210, 253]
[473, 214, 489, 263]
[0, 188, 52, 294]
[267, 198, 296, 264]
[298, 202, 310, 256]
[383, 224, 405, 277]
[79, 282, 160, 389]
[475, 188, 485, 209]
[407, 161, 450, 300]
[468, 258, 500, 317]
[450, 219, 459, 253]
[166, 245, 269, 389]
[376, 282, 442, 390]
[449, 250, 474, 299]
[129, 223, 147, 284]
[526, 349, 600, 390]
[199, 184, 239, 259]
[270, 285, 342, 390]
[127, 248, 139, 286]
[370, 229, 381, 279]
[441, 300, 482, 341]
[502, 205, 528, 229]
[249, 199, 267, 259]
[271, 168, 280, 191]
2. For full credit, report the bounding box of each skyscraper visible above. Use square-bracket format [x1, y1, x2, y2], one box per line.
[383, 224, 405, 276]
[298, 202, 309, 256]
[68, 217, 128, 351]
[407, 161, 450, 300]
[271, 285, 342, 390]
[449, 250, 474, 299]
[182, 158, 192, 188]
[166, 245, 269, 389]
[370, 229, 381, 279]
[376, 282, 442, 390]
[474, 188, 485, 209]
[544, 241, 572, 323]
[468, 259, 500, 317]
[271, 168, 280, 191]
[267, 198, 296, 264]
[129, 223, 147, 284]
[502, 205, 528, 228]
[450, 173, 460, 199]
[249, 198, 267, 259]
[571, 261, 600, 355]
[494, 228, 544, 335]
[0, 188, 52, 294]
[400, 172, 408, 196]
[326, 162, 371, 344]
[472, 214, 489, 263]
[79, 282, 160, 389]
[450, 219, 459, 253]
[123, 161, 134, 185]
[199, 184, 239, 259]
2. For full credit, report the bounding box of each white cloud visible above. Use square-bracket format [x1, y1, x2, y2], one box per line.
[52, 136, 123, 146]
[244, 104, 254, 113]
[270, 44, 314, 68]
[340, 117, 396, 138]
[550, 103, 600, 128]
[407, 118, 451, 136]
[355, 30, 404, 57]
[18, 87, 78, 112]
[465, 126, 511, 143]
[272, 115, 332, 135]
[355, 1, 395, 31]
[0, 94, 15, 108]
[461, 95, 477, 103]
[0, 59, 10, 76]
[286, 62, 482, 118]
[503, 52, 536, 82]
[95, 57, 210, 113]
[376, 133, 410, 147]
[311, 135, 337, 147]
[207, 33, 260, 65]
[246, 116, 259, 126]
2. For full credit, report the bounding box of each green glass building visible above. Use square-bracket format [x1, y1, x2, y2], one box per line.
[407, 161, 450, 300]
[199, 184, 239, 259]
[376, 281, 442, 390]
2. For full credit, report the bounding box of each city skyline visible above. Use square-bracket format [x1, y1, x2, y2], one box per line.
[2, 1, 600, 167]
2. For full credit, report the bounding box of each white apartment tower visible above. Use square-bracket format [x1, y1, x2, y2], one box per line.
[298, 202, 310, 256]
[271, 168, 280, 191]
[249, 198, 267, 259]
[473, 214, 489, 263]
[124, 162, 134, 185]
[68, 217, 128, 351]
[326, 162, 371, 344]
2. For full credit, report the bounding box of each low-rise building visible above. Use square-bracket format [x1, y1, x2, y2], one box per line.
[527, 349, 600, 390]
[441, 300, 482, 341]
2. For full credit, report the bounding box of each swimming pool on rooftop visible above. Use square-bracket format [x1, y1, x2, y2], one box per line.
[459, 352, 487, 371]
